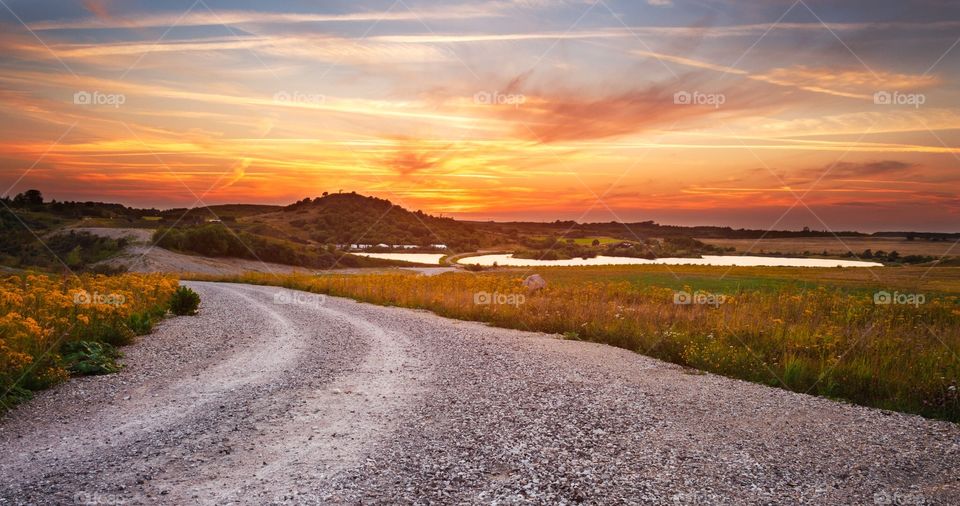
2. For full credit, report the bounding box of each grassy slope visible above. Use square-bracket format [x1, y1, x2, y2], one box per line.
[241, 193, 496, 250]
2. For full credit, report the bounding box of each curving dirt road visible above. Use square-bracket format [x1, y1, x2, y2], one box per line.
[1, 282, 958, 504]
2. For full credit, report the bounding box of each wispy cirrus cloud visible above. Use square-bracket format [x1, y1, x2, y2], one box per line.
[1, 0, 958, 230]
[751, 66, 939, 100]
[46, 35, 454, 65]
[30, 5, 507, 30]
[630, 48, 940, 99]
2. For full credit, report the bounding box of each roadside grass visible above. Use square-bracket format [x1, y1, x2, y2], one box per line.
[190, 265, 960, 421]
[0, 273, 180, 410]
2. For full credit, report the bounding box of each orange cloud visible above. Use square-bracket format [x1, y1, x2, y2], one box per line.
[32, 5, 506, 30]
[1, 2, 958, 230]
[82, 0, 114, 21]
[382, 138, 454, 177]
[752, 66, 939, 99]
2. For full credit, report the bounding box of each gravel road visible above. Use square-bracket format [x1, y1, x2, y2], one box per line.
[1, 282, 958, 504]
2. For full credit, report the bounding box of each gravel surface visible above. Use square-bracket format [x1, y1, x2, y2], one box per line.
[101, 244, 315, 275]
[64, 227, 156, 243]
[1, 281, 958, 504]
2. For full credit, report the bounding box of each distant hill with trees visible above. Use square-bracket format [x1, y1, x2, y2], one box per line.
[1, 189, 957, 271]
[243, 192, 496, 250]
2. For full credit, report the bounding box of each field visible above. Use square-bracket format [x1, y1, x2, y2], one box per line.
[522, 264, 960, 294]
[700, 236, 959, 258]
[191, 265, 960, 421]
[568, 236, 624, 246]
[0, 273, 179, 409]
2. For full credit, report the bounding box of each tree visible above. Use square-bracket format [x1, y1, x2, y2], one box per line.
[12, 190, 44, 208]
[21, 189, 43, 206]
[591, 239, 601, 247]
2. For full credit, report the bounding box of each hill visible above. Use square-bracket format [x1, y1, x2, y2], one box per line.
[470, 220, 869, 240]
[158, 204, 283, 225]
[2, 188, 958, 272]
[241, 192, 497, 250]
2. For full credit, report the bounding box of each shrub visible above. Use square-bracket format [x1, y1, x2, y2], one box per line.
[61, 341, 122, 375]
[126, 312, 156, 334]
[169, 286, 201, 315]
[97, 322, 137, 347]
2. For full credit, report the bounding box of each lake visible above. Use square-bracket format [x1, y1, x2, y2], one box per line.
[457, 254, 883, 268]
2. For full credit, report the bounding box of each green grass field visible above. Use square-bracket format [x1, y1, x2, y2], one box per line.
[506, 264, 960, 295]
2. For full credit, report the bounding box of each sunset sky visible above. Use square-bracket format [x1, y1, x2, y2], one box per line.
[1, 0, 958, 231]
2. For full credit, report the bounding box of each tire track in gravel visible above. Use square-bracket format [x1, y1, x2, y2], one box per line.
[0, 282, 426, 505]
[176, 284, 423, 505]
[105, 284, 306, 440]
